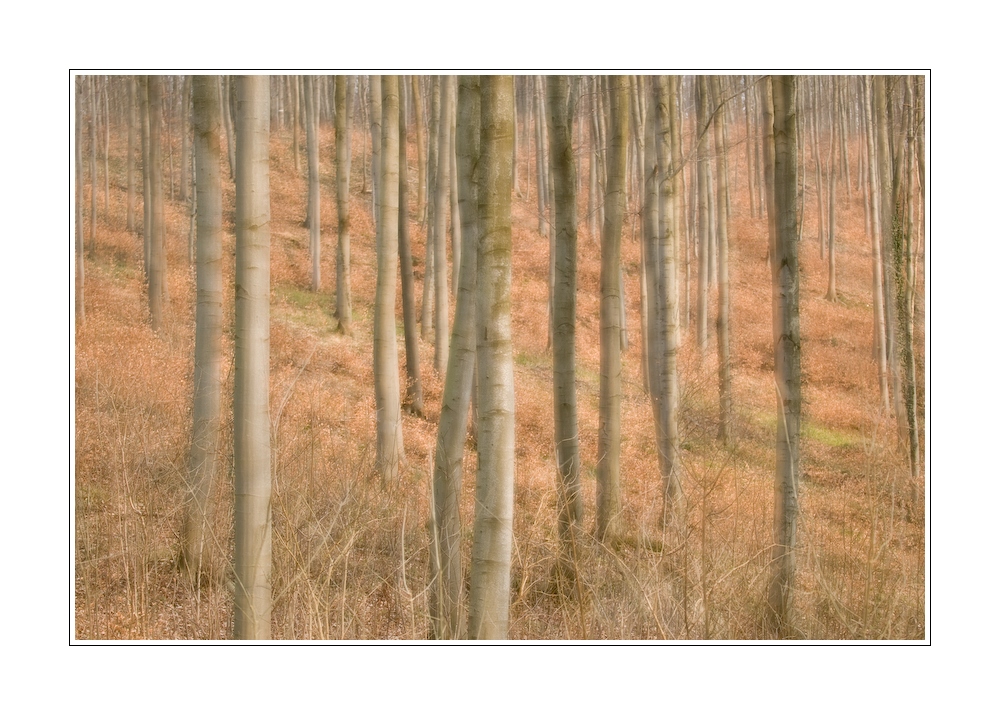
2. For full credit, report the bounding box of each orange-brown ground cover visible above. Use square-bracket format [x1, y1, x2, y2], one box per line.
[74, 88, 923, 639]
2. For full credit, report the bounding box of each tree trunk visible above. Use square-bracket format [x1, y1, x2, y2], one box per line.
[221, 76, 237, 179]
[147, 76, 165, 332]
[292, 75, 300, 174]
[398, 79, 423, 415]
[335, 75, 354, 334]
[373, 76, 404, 485]
[127, 77, 137, 234]
[421, 77, 440, 339]
[695, 76, 710, 360]
[304, 75, 322, 292]
[449, 80, 462, 297]
[89, 76, 98, 253]
[411, 75, 426, 224]
[434, 76, 455, 374]
[826, 77, 839, 301]
[596, 75, 628, 544]
[430, 76, 481, 639]
[370, 75, 383, 229]
[547, 75, 583, 580]
[102, 77, 110, 214]
[76, 77, 85, 326]
[468, 75, 515, 640]
[862, 77, 890, 413]
[182, 76, 224, 583]
[233, 75, 272, 640]
[711, 76, 732, 444]
[180, 75, 191, 204]
[140, 77, 151, 276]
[766, 75, 801, 637]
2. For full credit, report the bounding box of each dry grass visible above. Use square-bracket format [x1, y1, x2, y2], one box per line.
[74, 89, 924, 640]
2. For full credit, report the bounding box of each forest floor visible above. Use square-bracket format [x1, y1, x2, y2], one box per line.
[74, 108, 924, 640]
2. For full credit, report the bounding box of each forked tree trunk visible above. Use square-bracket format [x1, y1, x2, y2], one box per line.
[596, 75, 628, 544]
[547, 75, 583, 579]
[335, 75, 354, 334]
[183, 76, 224, 583]
[430, 76, 481, 639]
[468, 75, 515, 640]
[233, 75, 272, 640]
[373, 76, 404, 485]
[766, 75, 801, 637]
[147, 75, 165, 332]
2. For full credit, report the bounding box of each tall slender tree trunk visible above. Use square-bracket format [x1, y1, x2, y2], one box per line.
[547, 75, 583, 579]
[89, 76, 98, 254]
[449, 81, 462, 297]
[373, 76, 404, 485]
[874, 77, 905, 429]
[140, 76, 151, 276]
[370, 75, 383, 229]
[766, 75, 801, 637]
[826, 77, 839, 301]
[712, 76, 732, 444]
[233, 75, 272, 640]
[695, 76, 710, 360]
[127, 77, 137, 234]
[422, 77, 440, 339]
[76, 77, 86, 326]
[398, 80, 423, 415]
[102, 77, 110, 214]
[411, 75, 426, 224]
[147, 76, 165, 332]
[292, 75, 300, 174]
[430, 76, 481, 639]
[221, 76, 237, 179]
[863, 78, 890, 413]
[335, 75, 354, 334]
[304, 75, 322, 291]
[596, 76, 628, 544]
[183, 76, 224, 583]
[434, 76, 454, 374]
[180, 75, 191, 204]
[468, 75, 515, 640]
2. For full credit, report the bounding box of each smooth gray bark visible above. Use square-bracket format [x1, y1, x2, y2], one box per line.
[468, 75, 515, 640]
[233, 75, 272, 640]
[596, 76, 628, 543]
[147, 76, 165, 332]
[373, 76, 404, 484]
[712, 76, 733, 444]
[336, 75, 354, 333]
[76, 77, 85, 326]
[547, 75, 583, 577]
[430, 76, 480, 639]
[433, 76, 454, 374]
[304, 76, 322, 291]
[766, 75, 801, 636]
[398, 83, 423, 415]
[183, 76, 224, 583]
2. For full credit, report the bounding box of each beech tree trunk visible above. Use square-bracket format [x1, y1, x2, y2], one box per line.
[373, 75, 404, 484]
[433, 76, 454, 374]
[147, 75, 165, 332]
[76, 77, 85, 326]
[127, 77, 136, 234]
[304, 75, 322, 291]
[596, 75, 628, 543]
[182, 76, 224, 583]
[411, 75, 426, 223]
[421, 77, 440, 339]
[711, 76, 733, 444]
[766, 75, 801, 636]
[336, 75, 354, 334]
[398, 87, 423, 416]
[468, 75, 515, 640]
[233, 75, 272, 640]
[547, 75, 583, 578]
[695, 76, 710, 359]
[430, 75, 480, 639]
[180, 75, 191, 204]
